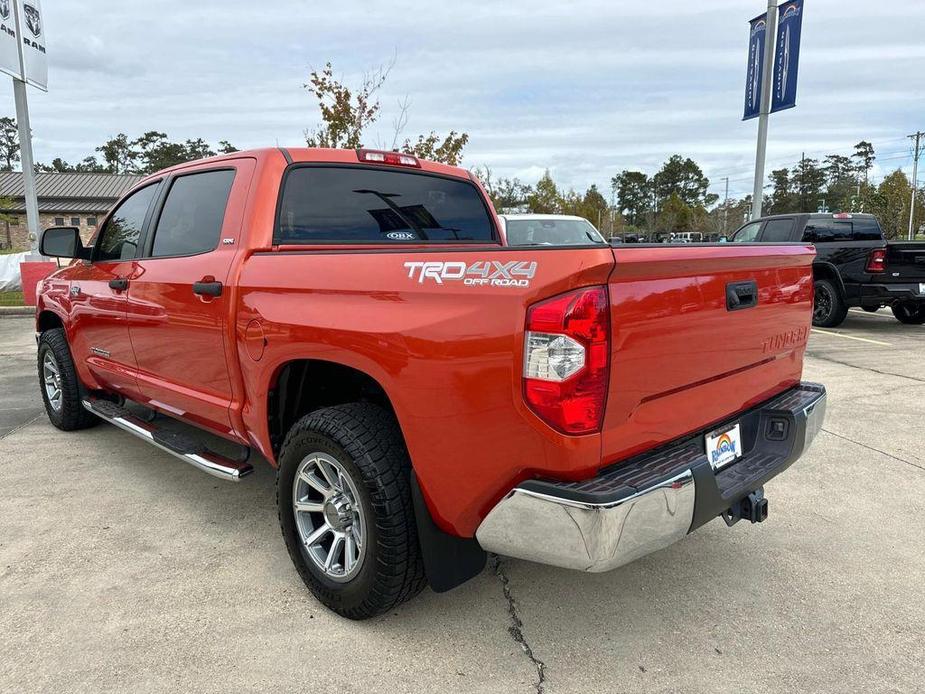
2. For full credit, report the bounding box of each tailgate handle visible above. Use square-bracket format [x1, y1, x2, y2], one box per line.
[726, 280, 758, 311]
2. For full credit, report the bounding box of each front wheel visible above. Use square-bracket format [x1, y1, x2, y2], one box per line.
[37, 328, 99, 431]
[891, 302, 925, 325]
[812, 279, 848, 327]
[277, 403, 426, 619]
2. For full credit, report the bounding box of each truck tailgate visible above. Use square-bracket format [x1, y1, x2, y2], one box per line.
[601, 244, 815, 466]
[886, 242, 925, 282]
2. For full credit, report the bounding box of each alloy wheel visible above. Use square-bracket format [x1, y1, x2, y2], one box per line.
[292, 452, 367, 582]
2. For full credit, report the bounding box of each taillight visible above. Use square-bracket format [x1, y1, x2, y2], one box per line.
[523, 286, 610, 435]
[866, 248, 887, 273]
[356, 148, 421, 167]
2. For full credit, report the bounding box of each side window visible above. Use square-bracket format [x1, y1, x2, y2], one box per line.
[760, 219, 794, 242]
[277, 166, 496, 243]
[95, 184, 159, 262]
[150, 170, 236, 258]
[732, 222, 761, 242]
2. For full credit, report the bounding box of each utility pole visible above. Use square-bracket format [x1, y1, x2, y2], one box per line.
[750, 0, 778, 220]
[909, 131, 923, 241]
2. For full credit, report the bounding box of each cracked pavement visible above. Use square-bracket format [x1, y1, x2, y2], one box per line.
[1, 309, 923, 693]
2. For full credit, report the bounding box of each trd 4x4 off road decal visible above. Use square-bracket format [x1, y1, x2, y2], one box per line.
[403, 260, 537, 287]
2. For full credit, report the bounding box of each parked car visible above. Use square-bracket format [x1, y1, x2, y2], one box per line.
[35, 147, 825, 619]
[499, 213, 606, 246]
[731, 212, 925, 326]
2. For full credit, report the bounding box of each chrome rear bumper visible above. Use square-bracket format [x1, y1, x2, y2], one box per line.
[476, 382, 826, 572]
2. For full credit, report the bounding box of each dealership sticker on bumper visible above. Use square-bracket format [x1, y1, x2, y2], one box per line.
[706, 423, 742, 470]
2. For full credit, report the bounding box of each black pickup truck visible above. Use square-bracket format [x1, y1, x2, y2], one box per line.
[731, 213, 925, 327]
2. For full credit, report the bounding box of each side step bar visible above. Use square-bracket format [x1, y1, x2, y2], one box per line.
[82, 398, 254, 481]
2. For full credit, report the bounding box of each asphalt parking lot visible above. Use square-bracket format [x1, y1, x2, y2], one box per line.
[1, 311, 923, 694]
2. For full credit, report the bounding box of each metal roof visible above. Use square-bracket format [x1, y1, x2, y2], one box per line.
[0, 171, 143, 201]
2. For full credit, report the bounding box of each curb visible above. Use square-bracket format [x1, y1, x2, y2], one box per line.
[0, 306, 35, 317]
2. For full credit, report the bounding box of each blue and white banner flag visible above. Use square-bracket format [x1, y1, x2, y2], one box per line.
[771, 0, 804, 113]
[743, 13, 768, 121]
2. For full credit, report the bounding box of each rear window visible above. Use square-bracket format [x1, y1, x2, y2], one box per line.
[802, 217, 883, 242]
[276, 166, 496, 244]
[505, 218, 606, 246]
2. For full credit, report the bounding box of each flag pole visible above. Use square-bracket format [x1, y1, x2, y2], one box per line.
[751, 0, 778, 220]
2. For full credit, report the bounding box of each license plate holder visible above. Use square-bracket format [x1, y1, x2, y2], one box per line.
[705, 422, 743, 471]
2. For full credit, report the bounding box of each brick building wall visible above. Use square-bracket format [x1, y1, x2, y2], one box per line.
[2, 212, 101, 251]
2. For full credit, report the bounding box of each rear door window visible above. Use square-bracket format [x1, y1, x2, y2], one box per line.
[149, 170, 235, 257]
[276, 166, 496, 243]
[760, 218, 795, 242]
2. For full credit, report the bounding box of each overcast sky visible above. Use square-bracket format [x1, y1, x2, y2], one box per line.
[3, 0, 924, 199]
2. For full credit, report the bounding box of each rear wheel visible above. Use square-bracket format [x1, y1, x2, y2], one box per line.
[812, 279, 848, 327]
[891, 301, 925, 325]
[37, 328, 99, 431]
[277, 403, 426, 619]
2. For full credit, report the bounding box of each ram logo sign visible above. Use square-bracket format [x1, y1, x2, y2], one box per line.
[404, 260, 537, 287]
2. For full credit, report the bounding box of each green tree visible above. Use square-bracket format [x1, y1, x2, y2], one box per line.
[471, 166, 532, 212]
[304, 59, 469, 165]
[791, 157, 826, 212]
[0, 117, 19, 171]
[652, 155, 716, 208]
[96, 133, 138, 173]
[656, 193, 692, 232]
[868, 169, 925, 240]
[578, 184, 609, 228]
[527, 170, 561, 214]
[853, 141, 876, 184]
[612, 170, 651, 226]
[767, 168, 796, 214]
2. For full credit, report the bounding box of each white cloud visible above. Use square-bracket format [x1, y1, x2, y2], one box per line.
[1, 0, 923, 195]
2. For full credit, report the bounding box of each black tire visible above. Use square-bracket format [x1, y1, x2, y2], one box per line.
[812, 279, 848, 327]
[891, 302, 925, 325]
[277, 403, 426, 619]
[37, 328, 99, 431]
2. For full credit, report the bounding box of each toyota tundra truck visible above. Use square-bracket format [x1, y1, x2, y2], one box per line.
[34, 147, 826, 619]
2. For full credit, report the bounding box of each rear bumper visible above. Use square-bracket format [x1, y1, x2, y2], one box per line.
[858, 282, 925, 305]
[475, 382, 826, 572]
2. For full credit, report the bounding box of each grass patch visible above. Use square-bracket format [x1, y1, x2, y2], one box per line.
[0, 290, 25, 306]
[0, 247, 25, 255]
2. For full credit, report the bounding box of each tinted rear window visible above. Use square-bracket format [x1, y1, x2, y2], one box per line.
[151, 170, 235, 257]
[802, 217, 883, 242]
[277, 166, 496, 243]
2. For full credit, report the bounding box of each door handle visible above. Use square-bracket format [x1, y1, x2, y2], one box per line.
[726, 280, 758, 311]
[193, 281, 223, 297]
[109, 278, 129, 291]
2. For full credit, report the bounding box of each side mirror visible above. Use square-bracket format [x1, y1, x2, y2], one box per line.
[40, 227, 90, 260]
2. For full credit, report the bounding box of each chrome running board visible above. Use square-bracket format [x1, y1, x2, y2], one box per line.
[82, 398, 253, 482]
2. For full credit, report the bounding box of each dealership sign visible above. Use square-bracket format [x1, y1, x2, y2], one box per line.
[0, 0, 47, 90]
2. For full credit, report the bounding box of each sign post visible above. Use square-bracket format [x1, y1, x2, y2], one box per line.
[0, 0, 48, 257]
[744, 1, 804, 220]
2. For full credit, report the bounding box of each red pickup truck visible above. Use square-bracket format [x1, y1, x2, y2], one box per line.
[35, 148, 826, 619]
